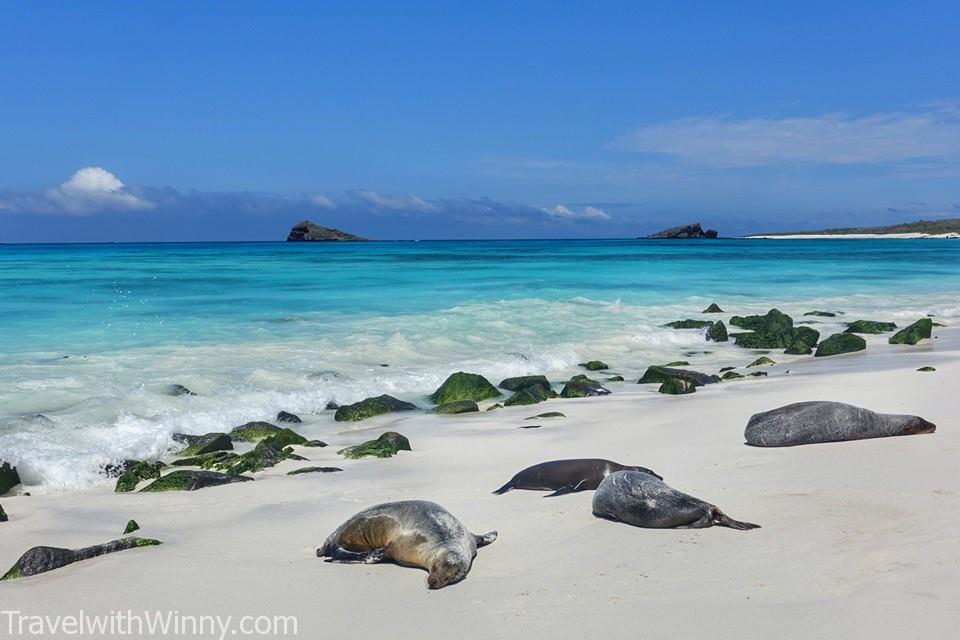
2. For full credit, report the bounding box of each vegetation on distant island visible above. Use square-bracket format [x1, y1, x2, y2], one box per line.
[754, 218, 960, 236]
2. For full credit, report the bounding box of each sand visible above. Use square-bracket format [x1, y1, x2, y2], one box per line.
[1, 331, 957, 639]
[746, 233, 960, 239]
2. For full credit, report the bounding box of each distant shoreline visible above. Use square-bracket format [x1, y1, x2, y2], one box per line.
[746, 232, 960, 239]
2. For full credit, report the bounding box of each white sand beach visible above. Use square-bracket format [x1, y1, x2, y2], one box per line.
[747, 233, 960, 239]
[1, 330, 957, 640]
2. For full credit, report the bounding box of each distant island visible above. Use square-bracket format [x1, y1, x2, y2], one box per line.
[749, 218, 960, 239]
[642, 222, 718, 239]
[286, 220, 367, 242]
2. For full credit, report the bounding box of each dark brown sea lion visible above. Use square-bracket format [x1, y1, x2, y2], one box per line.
[493, 458, 662, 497]
[317, 500, 496, 590]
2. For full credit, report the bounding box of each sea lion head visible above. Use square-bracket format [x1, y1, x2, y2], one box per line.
[900, 416, 936, 435]
[427, 548, 470, 590]
[627, 465, 663, 481]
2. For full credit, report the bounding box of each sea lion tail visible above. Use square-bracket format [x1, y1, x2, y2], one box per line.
[714, 510, 761, 531]
[475, 531, 498, 547]
[492, 481, 514, 495]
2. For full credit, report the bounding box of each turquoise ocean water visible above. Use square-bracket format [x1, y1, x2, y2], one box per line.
[2, 239, 959, 490]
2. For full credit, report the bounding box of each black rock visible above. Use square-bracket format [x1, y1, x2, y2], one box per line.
[499, 375, 550, 391]
[286, 220, 367, 242]
[167, 384, 196, 397]
[644, 223, 718, 239]
[1, 462, 21, 495]
[2, 537, 162, 581]
[0, 503, 7, 523]
[276, 411, 302, 423]
[287, 467, 343, 476]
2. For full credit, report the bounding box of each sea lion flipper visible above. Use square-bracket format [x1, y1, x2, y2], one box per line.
[475, 531, 498, 548]
[326, 546, 387, 563]
[491, 480, 515, 495]
[713, 511, 761, 530]
[544, 479, 589, 497]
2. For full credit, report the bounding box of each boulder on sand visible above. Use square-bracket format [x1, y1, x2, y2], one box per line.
[337, 432, 411, 459]
[560, 375, 611, 398]
[435, 400, 480, 415]
[814, 333, 866, 357]
[334, 395, 417, 422]
[499, 375, 550, 391]
[706, 321, 728, 342]
[140, 470, 252, 492]
[504, 382, 557, 406]
[888, 318, 933, 345]
[430, 372, 500, 405]
[2, 537, 162, 581]
[844, 320, 897, 334]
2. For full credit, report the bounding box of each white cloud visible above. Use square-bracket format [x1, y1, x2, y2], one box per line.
[543, 204, 611, 221]
[348, 189, 438, 212]
[310, 194, 337, 209]
[44, 167, 155, 214]
[613, 105, 960, 168]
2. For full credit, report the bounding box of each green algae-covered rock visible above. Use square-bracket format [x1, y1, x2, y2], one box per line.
[334, 395, 417, 422]
[123, 519, 140, 535]
[435, 400, 480, 414]
[721, 371, 744, 380]
[845, 320, 897, 334]
[706, 321, 728, 342]
[804, 310, 837, 317]
[888, 318, 933, 345]
[663, 360, 690, 367]
[176, 432, 233, 457]
[115, 460, 165, 493]
[606, 375, 625, 382]
[663, 319, 714, 329]
[579, 360, 609, 371]
[141, 470, 252, 492]
[171, 451, 238, 469]
[430, 372, 500, 404]
[730, 309, 797, 349]
[747, 356, 775, 367]
[719, 366, 736, 372]
[504, 382, 556, 406]
[815, 333, 866, 357]
[638, 365, 720, 387]
[917, 366, 936, 372]
[337, 432, 411, 459]
[560, 374, 611, 398]
[211, 429, 308, 475]
[658, 377, 696, 395]
[229, 421, 283, 442]
[498, 375, 550, 391]
[747, 371, 768, 377]
[702, 303, 724, 313]
[2, 537, 162, 581]
[784, 326, 820, 355]
[486, 403, 503, 411]
[1, 462, 20, 495]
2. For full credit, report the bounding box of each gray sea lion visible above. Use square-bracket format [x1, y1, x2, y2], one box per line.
[317, 500, 497, 590]
[592, 470, 759, 530]
[745, 401, 936, 447]
[493, 459, 663, 497]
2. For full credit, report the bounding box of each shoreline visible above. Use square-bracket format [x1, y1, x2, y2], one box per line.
[1, 328, 957, 638]
[746, 232, 960, 239]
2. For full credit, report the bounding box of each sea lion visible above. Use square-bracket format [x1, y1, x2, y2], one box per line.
[317, 500, 497, 590]
[493, 459, 662, 497]
[744, 401, 936, 447]
[592, 470, 760, 530]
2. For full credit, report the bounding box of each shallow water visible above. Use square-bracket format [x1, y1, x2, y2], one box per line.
[2, 238, 958, 490]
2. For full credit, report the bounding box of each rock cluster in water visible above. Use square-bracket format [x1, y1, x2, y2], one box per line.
[286, 220, 367, 242]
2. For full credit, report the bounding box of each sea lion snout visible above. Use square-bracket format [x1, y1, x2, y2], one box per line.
[902, 416, 937, 435]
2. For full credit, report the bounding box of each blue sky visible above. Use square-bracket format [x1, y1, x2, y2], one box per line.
[1, 0, 958, 241]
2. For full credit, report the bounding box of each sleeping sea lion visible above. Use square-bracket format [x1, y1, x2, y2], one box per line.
[592, 470, 759, 530]
[493, 458, 662, 497]
[317, 500, 497, 589]
[745, 401, 936, 447]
